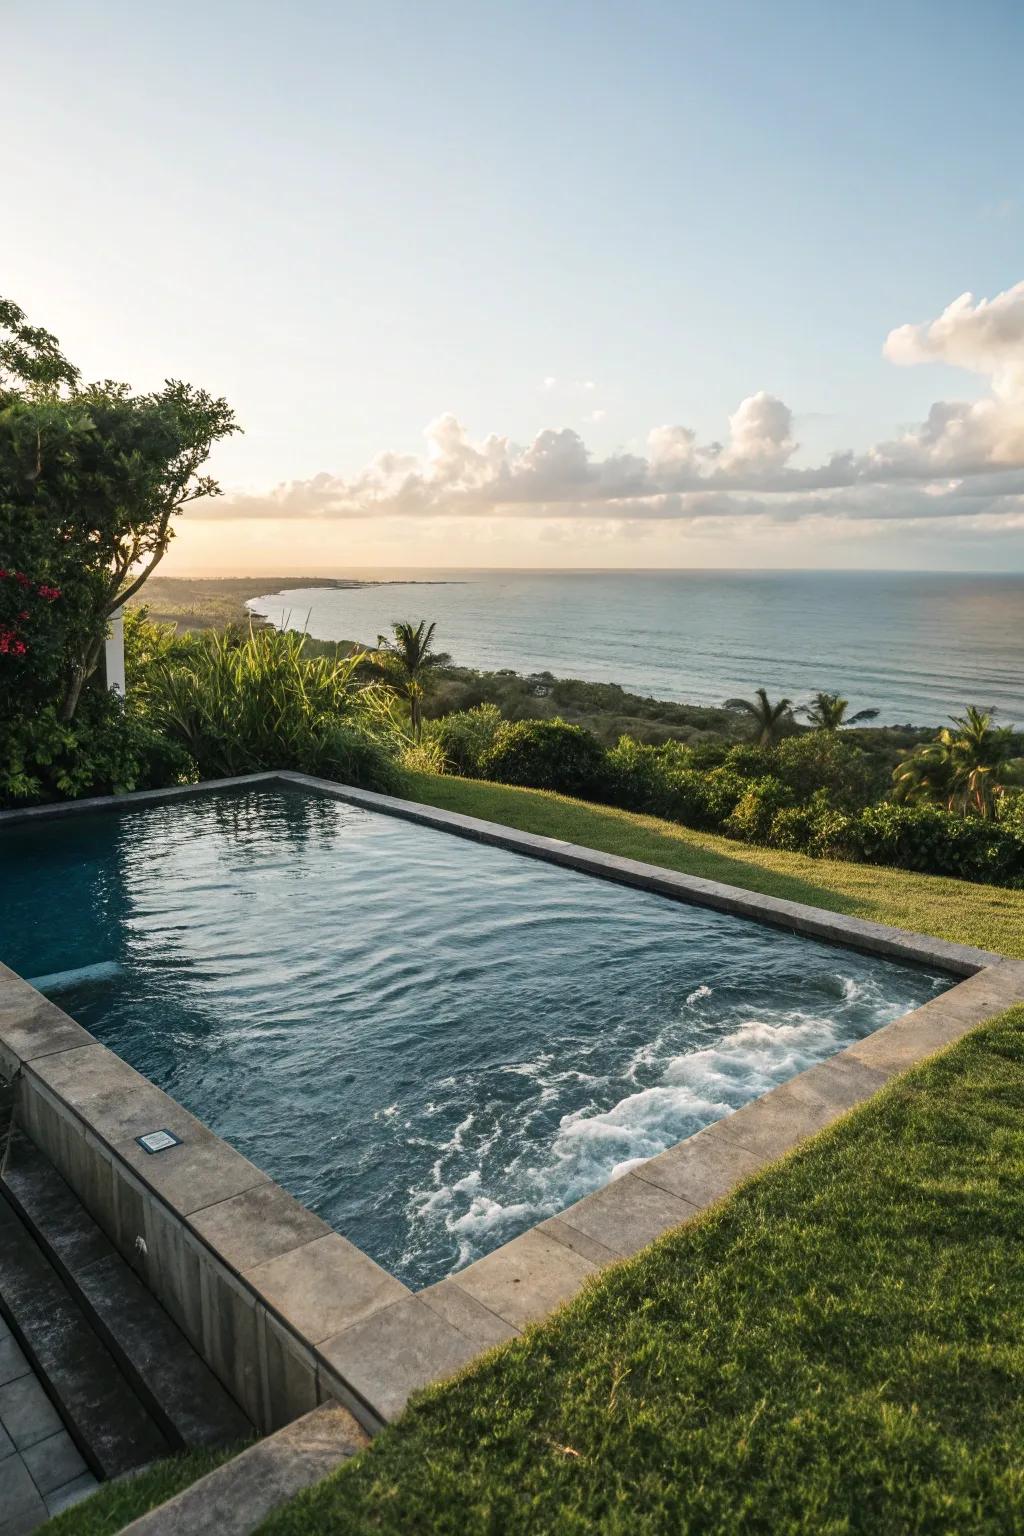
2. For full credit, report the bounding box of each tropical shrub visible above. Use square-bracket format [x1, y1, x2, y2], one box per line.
[773, 731, 878, 810]
[0, 567, 65, 715]
[604, 737, 686, 816]
[842, 803, 1024, 885]
[0, 693, 191, 808]
[429, 703, 504, 775]
[480, 718, 607, 796]
[143, 626, 403, 791]
[726, 776, 794, 843]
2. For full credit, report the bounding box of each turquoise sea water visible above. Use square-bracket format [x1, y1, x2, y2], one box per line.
[248, 569, 1024, 727]
[1, 789, 948, 1288]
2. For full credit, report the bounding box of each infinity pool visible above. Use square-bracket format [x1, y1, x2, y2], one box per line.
[2, 788, 948, 1288]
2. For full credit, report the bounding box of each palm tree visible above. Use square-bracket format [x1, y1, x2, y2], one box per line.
[724, 687, 795, 747]
[893, 706, 1012, 818]
[800, 692, 880, 730]
[373, 620, 449, 742]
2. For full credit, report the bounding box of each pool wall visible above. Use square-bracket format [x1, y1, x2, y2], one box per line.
[3, 771, 1023, 1436]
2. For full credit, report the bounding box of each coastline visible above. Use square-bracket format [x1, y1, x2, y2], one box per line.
[130, 574, 459, 633]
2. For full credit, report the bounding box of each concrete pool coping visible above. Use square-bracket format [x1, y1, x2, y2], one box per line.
[2, 771, 1023, 1436]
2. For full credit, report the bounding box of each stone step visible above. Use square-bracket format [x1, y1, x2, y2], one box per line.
[0, 1195, 171, 1481]
[1, 1129, 252, 1452]
[119, 1400, 369, 1536]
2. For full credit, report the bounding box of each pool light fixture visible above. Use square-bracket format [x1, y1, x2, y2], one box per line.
[136, 1129, 181, 1154]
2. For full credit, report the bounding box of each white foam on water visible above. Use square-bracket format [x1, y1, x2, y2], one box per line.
[402, 990, 896, 1275]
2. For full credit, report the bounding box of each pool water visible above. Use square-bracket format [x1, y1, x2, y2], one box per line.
[1, 789, 948, 1289]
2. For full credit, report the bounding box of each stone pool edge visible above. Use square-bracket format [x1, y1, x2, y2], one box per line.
[2, 772, 1022, 1436]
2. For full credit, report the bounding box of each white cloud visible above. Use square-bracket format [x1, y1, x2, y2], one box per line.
[198, 280, 1024, 536]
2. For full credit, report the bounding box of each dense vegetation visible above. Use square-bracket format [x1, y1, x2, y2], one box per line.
[413, 700, 1024, 888]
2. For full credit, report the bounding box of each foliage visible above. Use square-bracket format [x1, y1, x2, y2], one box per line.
[0, 295, 238, 720]
[839, 801, 1024, 885]
[373, 620, 451, 741]
[424, 704, 1024, 887]
[799, 690, 879, 728]
[723, 686, 795, 746]
[427, 702, 504, 775]
[725, 775, 794, 842]
[894, 707, 1014, 818]
[480, 718, 608, 796]
[0, 692, 191, 809]
[0, 565, 64, 711]
[773, 730, 879, 810]
[263, 1007, 1024, 1536]
[143, 625, 403, 790]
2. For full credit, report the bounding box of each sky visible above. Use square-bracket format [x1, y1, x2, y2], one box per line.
[6, 0, 1024, 572]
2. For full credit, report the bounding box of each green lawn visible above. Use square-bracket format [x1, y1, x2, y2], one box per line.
[405, 772, 1024, 959]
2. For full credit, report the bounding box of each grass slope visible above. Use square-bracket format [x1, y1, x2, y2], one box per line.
[262, 1008, 1024, 1535]
[405, 772, 1024, 958]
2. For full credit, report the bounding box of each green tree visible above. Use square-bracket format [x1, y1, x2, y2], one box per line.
[724, 687, 795, 747]
[893, 706, 1012, 819]
[0, 297, 238, 720]
[800, 691, 880, 729]
[374, 620, 450, 741]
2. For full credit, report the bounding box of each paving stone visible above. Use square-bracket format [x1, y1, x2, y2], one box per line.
[112, 1129, 269, 1219]
[635, 1120, 765, 1207]
[551, 1174, 698, 1259]
[0, 1337, 30, 1389]
[43, 1470, 100, 1516]
[451, 1227, 598, 1332]
[189, 1182, 331, 1276]
[21, 1429, 87, 1496]
[844, 981, 1012, 1073]
[0, 1420, 13, 1460]
[118, 1401, 366, 1535]
[535, 1215, 620, 1267]
[783, 1054, 892, 1114]
[0, 1501, 49, 1536]
[0, 983, 92, 1077]
[417, 1277, 521, 1349]
[246, 1234, 408, 1345]
[318, 1297, 484, 1426]
[713, 1083, 839, 1163]
[0, 1454, 48, 1528]
[0, 1377, 62, 1452]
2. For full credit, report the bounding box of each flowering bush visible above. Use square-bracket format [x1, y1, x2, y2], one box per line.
[0, 568, 64, 695]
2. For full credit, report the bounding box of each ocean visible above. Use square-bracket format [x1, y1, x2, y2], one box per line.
[247, 569, 1024, 729]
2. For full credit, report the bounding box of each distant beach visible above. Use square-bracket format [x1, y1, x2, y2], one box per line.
[247, 569, 1024, 729]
